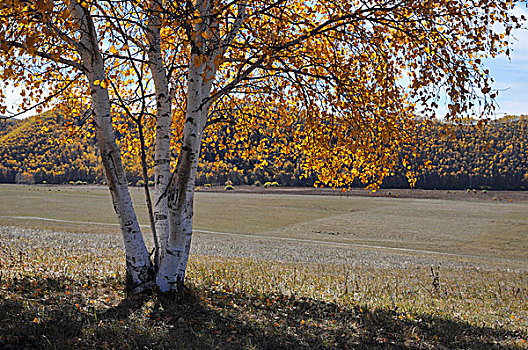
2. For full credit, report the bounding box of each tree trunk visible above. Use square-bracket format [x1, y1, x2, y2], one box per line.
[154, 0, 233, 291]
[155, 52, 211, 292]
[147, 1, 172, 270]
[69, 1, 153, 293]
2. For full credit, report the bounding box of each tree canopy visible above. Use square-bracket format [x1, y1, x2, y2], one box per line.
[1, 0, 522, 187]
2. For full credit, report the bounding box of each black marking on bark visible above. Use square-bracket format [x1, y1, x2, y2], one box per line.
[186, 117, 194, 124]
[125, 259, 155, 294]
[106, 150, 121, 186]
[155, 213, 167, 221]
[154, 158, 170, 166]
[125, 220, 133, 226]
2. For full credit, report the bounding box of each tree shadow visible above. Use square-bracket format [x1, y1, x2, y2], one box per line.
[0, 277, 525, 349]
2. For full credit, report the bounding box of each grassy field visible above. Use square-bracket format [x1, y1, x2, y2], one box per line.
[0, 184, 527, 349]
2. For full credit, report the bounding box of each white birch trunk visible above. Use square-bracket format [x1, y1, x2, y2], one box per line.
[155, 0, 245, 292]
[69, 1, 153, 292]
[146, 1, 171, 269]
[156, 57, 206, 292]
[156, 44, 218, 291]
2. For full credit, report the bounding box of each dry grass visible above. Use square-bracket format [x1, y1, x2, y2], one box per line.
[1, 184, 527, 261]
[0, 184, 527, 349]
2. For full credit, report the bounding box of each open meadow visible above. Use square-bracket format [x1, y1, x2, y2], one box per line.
[0, 184, 527, 349]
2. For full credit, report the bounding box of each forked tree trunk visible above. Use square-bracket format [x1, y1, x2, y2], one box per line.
[154, 0, 243, 292]
[69, 1, 153, 292]
[156, 52, 211, 292]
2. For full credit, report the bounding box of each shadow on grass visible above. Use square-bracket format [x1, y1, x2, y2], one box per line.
[0, 277, 525, 349]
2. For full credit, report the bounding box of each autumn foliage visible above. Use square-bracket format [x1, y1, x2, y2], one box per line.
[0, 112, 102, 184]
[2, 111, 528, 191]
[0, 0, 522, 189]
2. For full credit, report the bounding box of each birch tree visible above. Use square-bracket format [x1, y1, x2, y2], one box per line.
[0, 0, 154, 291]
[0, 0, 522, 293]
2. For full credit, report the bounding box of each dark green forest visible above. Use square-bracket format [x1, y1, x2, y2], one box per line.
[1, 112, 528, 190]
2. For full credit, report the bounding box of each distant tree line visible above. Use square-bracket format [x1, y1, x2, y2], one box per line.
[383, 116, 528, 190]
[196, 116, 528, 190]
[2, 113, 528, 190]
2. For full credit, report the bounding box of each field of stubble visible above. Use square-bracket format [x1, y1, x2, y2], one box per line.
[0, 184, 526, 349]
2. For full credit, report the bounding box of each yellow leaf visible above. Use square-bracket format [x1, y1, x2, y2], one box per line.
[193, 55, 201, 68]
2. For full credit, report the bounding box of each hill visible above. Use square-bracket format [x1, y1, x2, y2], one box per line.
[196, 116, 528, 190]
[384, 117, 528, 190]
[0, 111, 103, 184]
[2, 112, 528, 190]
[0, 117, 20, 137]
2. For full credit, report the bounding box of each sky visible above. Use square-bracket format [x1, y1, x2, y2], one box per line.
[2, 6, 528, 119]
[485, 5, 528, 117]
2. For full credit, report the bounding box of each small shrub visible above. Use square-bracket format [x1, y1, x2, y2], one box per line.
[148, 181, 155, 187]
[254, 181, 262, 187]
[271, 181, 279, 187]
[482, 190, 487, 194]
[204, 183, 212, 188]
[224, 184, 234, 190]
[137, 180, 145, 187]
[42, 180, 47, 184]
[263, 182, 272, 188]
[69, 181, 74, 185]
[75, 181, 84, 185]
[225, 180, 233, 186]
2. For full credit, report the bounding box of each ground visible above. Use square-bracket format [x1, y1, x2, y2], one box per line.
[0, 184, 526, 349]
[199, 185, 528, 202]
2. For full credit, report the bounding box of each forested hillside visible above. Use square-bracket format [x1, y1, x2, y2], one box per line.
[1, 112, 528, 190]
[0, 112, 103, 184]
[0, 118, 20, 137]
[384, 117, 528, 190]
